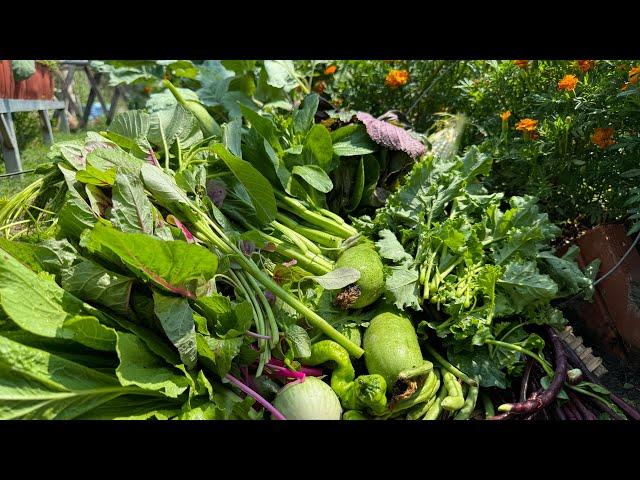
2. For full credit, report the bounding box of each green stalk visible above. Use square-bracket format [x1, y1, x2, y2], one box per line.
[422, 343, 478, 387]
[231, 270, 268, 376]
[163, 80, 219, 137]
[275, 191, 356, 239]
[247, 275, 279, 347]
[276, 213, 342, 248]
[250, 228, 333, 275]
[484, 339, 554, 377]
[272, 220, 320, 256]
[191, 206, 363, 357]
[233, 249, 363, 358]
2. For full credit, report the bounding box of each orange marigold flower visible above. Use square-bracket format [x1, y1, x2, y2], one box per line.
[385, 69, 410, 89]
[558, 74, 578, 92]
[621, 82, 630, 91]
[515, 118, 538, 132]
[500, 110, 512, 121]
[324, 65, 337, 75]
[313, 81, 326, 94]
[576, 60, 595, 73]
[630, 66, 640, 85]
[590, 127, 615, 149]
[513, 60, 530, 69]
[143, 86, 152, 94]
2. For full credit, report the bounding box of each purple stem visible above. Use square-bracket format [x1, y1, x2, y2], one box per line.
[265, 363, 306, 380]
[245, 331, 272, 340]
[225, 373, 286, 420]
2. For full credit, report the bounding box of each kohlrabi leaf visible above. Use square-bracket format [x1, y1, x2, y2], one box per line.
[497, 260, 558, 313]
[385, 265, 421, 310]
[310, 267, 361, 290]
[302, 124, 334, 172]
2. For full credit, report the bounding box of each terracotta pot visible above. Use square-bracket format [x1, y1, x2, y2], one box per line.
[13, 63, 54, 100]
[0, 60, 14, 98]
[566, 224, 640, 358]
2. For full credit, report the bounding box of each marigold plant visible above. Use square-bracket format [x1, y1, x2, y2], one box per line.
[513, 60, 529, 69]
[324, 65, 337, 75]
[515, 118, 538, 132]
[558, 74, 578, 92]
[590, 127, 615, 149]
[500, 110, 511, 121]
[629, 66, 640, 85]
[576, 60, 595, 73]
[385, 69, 409, 89]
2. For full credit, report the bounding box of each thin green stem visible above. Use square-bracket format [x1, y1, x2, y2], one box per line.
[422, 343, 478, 387]
[485, 339, 554, 376]
[247, 275, 279, 347]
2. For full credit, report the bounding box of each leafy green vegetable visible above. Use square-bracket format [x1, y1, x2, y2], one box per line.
[152, 291, 198, 370]
[80, 223, 218, 299]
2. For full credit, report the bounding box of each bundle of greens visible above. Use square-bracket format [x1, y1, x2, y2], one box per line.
[0, 81, 631, 421]
[364, 142, 600, 388]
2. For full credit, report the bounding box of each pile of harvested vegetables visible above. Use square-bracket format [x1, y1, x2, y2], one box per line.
[0, 84, 638, 420]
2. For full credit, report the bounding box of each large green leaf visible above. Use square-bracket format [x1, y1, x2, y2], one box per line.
[195, 294, 253, 339]
[110, 170, 154, 235]
[61, 259, 134, 315]
[212, 143, 277, 225]
[239, 104, 282, 152]
[139, 163, 193, 218]
[108, 111, 152, 151]
[148, 105, 203, 150]
[222, 118, 243, 157]
[80, 223, 218, 300]
[303, 124, 333, 171]
[331, 124, 377, 156]
[0, 335, 129, 420]
[115, 332, 190, 399]
[196, 334, 243, 378]
[292, 165, 333, 193]
[293, 93, 319, 134]
[152, 291, 197, 370]
[497, 260, 558, 313]
[0, 248, 117, 351]
[263, 60, 299, 92]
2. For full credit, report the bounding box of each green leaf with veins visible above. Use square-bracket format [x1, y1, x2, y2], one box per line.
[110, 170, 154, 235]
[115, 332, 190, 398]
[0, 247, 117, 351]
[80, 223, 218, 299]
[152, 291, 198, 370]
[384, 266, 421, 310]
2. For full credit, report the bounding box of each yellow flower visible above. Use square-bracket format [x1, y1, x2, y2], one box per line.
[629, 66, 640, 85]
[558, 74, 578, 92]
[515, 118, 538, 132]
[500, 110, 512, 121]
[513, 60, 530, 69]
[324, 65, 337, 75]
[385, 69, 410, 89]
[576, 60, 595, 73]
[590, 128, 615, 149]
